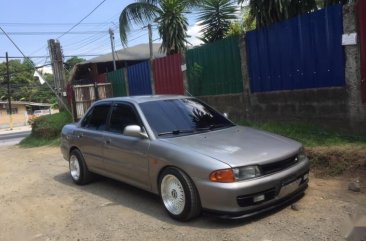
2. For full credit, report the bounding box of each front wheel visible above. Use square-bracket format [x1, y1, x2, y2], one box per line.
[159, 167, 201, 221]
[69, 149, 93, 185]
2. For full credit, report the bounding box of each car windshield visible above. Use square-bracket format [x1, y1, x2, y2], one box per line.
[139, 98, 234, 137]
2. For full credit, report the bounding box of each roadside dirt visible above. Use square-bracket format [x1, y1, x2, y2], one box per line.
[0, 145, 365, 241]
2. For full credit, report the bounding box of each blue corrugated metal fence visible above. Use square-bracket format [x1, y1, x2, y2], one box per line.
[127, 61, 152, 95]
[246, 4, 345, 93]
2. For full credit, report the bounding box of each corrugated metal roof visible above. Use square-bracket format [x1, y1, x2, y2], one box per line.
[84, 43, 165, 64]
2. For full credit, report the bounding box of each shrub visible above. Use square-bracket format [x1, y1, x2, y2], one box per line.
[31, 112, 73, 139]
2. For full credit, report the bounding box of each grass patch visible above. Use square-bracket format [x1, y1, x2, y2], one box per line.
[19, 112, 72, 148]
[306, 145, 366, 176]
[239, 120, 366, 147]
[19, 136, 60, 148]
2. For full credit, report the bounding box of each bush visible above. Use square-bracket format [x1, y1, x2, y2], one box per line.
[31, 112, 73, 139]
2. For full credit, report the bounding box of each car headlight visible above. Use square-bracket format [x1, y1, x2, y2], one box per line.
[209, 165, 262, 183]
[233, 165, 261, 181]
[298, 147, 307, 161]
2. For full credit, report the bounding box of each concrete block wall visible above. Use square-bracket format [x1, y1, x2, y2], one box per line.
[198, 94, 245, 121]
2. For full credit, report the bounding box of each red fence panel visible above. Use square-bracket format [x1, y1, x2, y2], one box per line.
[153, 54, 184, 95]
[358, 0, 366, 103]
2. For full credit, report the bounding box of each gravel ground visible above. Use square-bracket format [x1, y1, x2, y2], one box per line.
[0, 145, 365, 241]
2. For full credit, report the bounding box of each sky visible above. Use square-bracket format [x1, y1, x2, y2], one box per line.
[0, 0, 203, 67]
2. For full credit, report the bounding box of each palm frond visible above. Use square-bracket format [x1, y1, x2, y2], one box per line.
[119, 2, 159, 46]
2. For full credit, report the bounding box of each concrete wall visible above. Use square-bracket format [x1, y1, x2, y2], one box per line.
[198, 94, 245, 121]
[0, 105, 28, 129]
[343, 4, 366, 132]
[198, 4, 366, 134]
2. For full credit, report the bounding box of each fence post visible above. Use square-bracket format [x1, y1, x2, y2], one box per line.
[343, 3, 366, 131]
[239, 35, 251, 120]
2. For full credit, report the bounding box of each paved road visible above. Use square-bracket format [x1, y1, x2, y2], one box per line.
[0, 130, 31, 145]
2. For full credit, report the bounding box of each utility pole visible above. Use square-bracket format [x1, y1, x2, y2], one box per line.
[148, 24, 155, 94]
[109, 28, 117, 71]
[48, 39, 67, 111]
[5, 52, 13, 130]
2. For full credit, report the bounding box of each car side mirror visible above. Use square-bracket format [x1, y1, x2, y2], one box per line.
[123, 125, 148, 139]
[223, 112, 229, 118]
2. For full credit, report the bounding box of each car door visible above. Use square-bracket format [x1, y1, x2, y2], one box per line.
[76, 103, 111, 172]
[102, 102, 150, 190]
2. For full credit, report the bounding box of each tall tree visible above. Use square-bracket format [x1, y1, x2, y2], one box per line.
[65, 56, 85, 72]
[197, 0, 238, 43]
[119, 0, 197, 54]
[239, 0, 351, 29]
[225, 5, 256, 37]
[0, 59, 56, 104]
[238, 0, 317, 28]
[322, 0, 349, 7]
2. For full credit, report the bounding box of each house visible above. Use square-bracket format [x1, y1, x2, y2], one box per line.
[0, 101, 52, 129]
[68, 43, 165, 84]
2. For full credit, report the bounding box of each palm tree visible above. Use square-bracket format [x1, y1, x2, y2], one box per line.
[197, 0, 238, 43]
[238, 0, 318, 28]
[322, 0, 349, 7]
[239, 0, 351, 29]
[119, 0, 197, 54]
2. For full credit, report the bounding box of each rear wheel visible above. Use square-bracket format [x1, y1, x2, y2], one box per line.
[159, 167, 201, 221]
[69, 149, 93, 185]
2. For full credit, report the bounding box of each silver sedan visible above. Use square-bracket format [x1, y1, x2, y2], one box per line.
[61, 95, 309, 221]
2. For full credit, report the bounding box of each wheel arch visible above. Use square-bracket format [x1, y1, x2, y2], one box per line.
[69, 146, 80, 158]
[156, 165, 201, 198]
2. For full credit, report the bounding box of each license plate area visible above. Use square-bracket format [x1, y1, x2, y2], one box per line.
[278, 178, 302, 198]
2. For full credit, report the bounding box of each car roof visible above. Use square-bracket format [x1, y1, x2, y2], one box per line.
[96, 95, 190, 104]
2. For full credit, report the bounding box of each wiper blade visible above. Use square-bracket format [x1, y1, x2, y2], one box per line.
[158, 129, 195, 136]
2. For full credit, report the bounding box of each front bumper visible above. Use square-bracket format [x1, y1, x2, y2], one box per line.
[205, 182, 308, 219]
[192, 158, 310, 216]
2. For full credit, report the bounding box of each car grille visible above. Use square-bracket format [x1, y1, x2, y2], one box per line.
[260, 155, 299, 175]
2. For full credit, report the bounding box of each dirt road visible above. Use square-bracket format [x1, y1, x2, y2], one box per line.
[0, 145, 365, 241]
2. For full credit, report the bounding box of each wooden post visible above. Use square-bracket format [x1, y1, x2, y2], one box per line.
[6, 52, 13, 130]
[148, 24, 155, 95]
[48, 39, 68, 111]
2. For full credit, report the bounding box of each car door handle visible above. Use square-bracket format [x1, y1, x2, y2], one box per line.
[105, 139, 111, 145]
[76, 133, 83, 138]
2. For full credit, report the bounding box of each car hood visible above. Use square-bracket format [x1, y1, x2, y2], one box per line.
[160, 126, 302, 167]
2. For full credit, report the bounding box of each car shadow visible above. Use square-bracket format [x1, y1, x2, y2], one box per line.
[53, 172, 304, 229]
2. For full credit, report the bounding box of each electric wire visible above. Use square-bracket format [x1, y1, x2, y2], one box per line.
[56, 0, 107, 39]
[0, 26, 71, 114]
[25, 0, 110, 58]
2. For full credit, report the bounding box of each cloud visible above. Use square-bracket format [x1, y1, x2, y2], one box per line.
[187, 21, 203, 47]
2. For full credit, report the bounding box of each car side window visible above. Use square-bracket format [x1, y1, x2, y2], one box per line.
[108, 104, 139, 134]
[81, 104, 110, 131]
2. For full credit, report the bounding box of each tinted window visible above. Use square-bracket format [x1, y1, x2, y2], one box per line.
[140, 98, 233, 136]
[81, 104, 110, 131]
[108, 104, 139, 134]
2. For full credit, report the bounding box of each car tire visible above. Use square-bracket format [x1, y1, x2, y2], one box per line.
[69, 149, 93, 185]
[159, 167, 201, 221]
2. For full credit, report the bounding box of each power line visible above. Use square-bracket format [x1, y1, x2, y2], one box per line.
[57, 0, 107, 39]
[1, 31, 108, 36]
[0, 26, 71, 114]
[24, 0, 109, 57]
[0, 55, 101, 59]
[0, 22, 112, 26]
